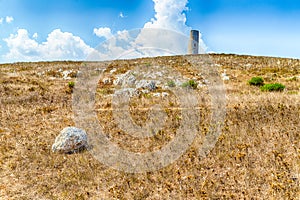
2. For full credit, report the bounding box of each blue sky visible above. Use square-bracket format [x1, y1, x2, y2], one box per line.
[0, 0, 299, 63]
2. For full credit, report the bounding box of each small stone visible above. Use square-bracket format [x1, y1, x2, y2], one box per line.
[221, 71, 230, 81]
[62, 70, 73, 80]
[102, 77, 111, 84]
[222, 74, 230, 81]
[203, 79, 209, 85]
[197, 83, 204, 89]
[161, 92, 169, 97]
[245, 63, 252, 69]
[141, 89, 150, 94]
[110, 68, 117, 74]
[52, 127, 88, 154]
[152, 93, 161, 97]
[161, 85, 169, 90]
[156, 71, 163, 77]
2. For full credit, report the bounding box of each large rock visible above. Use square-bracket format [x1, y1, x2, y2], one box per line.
[113, 71, 136, 87]
[136, 80, 157, 91]
[52, 127, 88, 153]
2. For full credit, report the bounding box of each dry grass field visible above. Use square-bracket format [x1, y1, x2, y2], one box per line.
[0, 54, 300, 199]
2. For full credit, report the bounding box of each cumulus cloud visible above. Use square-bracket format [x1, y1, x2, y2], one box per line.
[91, 0, 206, 61]
[4, 29, 40, 60]
[0, 18, 3, 24]
[3, 0, 206, 62]
[144, 0, 190, 34]
[32, 33, 38, 39]
[143, 0, 206, 52]
[41, 29, 94, 59]
[93, 27, 113, 39]
[134, 0, 191, 55]
[3, 29, 93, 62]
[5, 16, 13, 23]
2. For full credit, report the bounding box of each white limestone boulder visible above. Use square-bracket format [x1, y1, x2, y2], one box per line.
[52, 127, 88, 154]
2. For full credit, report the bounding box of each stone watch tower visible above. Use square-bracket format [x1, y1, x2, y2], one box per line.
[188, 30, 199, 54]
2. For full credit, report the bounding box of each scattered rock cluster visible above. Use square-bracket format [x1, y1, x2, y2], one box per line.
[102, 64, 208, 98]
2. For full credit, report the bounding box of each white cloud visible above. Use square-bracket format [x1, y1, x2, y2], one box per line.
[4, 29, 40, 61]
[135, 28, 189, 55]
[40, 29, 94, 59]
[116, 30, 131, 40]
[3, 0, 206, 63]
[0, 18, 3, 24]
[119, 12, 126, 18]
[5, 16, 13, 23]
[3, 28, 93, 62]
[93, 0, 193, 38]
[33, 33, 38, 39]
[93, 27, 113, 39]
[144, 0, 189, 34]
[143, 0, 206, 52]
[90, 0, 207, 61]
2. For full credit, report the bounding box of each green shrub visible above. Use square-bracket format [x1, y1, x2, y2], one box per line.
[182, 80, 198, 89]
[260, 83, 285, 92]
[248, 77, 264, 86]
[68, 81, 75, 89]
[167, 80, 176, 87]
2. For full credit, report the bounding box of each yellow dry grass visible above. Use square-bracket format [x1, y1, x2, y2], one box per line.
[0, 54, 299, 199]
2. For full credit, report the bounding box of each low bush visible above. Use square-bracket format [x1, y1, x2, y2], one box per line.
[167, 80, 176, 87]
[260, 83, 285, 92]
[68, 81, 75, 89]
[248, 77, 264, 86]
[182, 80, 198, 89]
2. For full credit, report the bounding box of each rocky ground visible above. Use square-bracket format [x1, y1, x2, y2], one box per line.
[0, 54, 300, 199]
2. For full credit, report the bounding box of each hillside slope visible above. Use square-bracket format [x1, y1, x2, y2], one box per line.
[0, 54, 300, 199]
